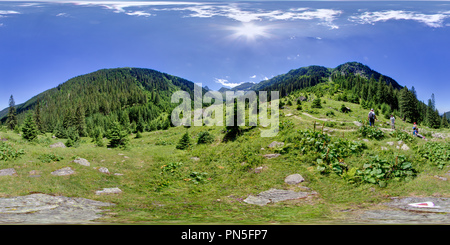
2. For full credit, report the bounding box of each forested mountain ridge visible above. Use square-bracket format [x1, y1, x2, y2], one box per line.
[0, 67, 204, 137]
[333, 62, 402, 90]
[245, 62, 402, 93]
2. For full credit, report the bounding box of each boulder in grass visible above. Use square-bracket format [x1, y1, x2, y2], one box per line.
[49, 142, 66, 148]
[51, 167, 75, 176]
[73, 158, 90, 166]
[95, 188, 122, 195]
[284, 174, 305, 185]
[268, 141, 284, 148]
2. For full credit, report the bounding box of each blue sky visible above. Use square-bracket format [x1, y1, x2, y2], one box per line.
[1, 1, 450, 113]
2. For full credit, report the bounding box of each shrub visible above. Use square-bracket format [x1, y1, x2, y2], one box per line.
[357, 155, 416, 187]
[22, 113, 38, 141]
[176, 131, 192, 150]
[108, 122, 129, 148]
[325, 110, 335, 117]
[0, 141, 25, 161]
[38, 153, 64, 163]
[311, 98, 322, 108]
[358, 125, 384, 140]
[416, 142, 450, 169]
[65, 127, 80, 147]
[197, 131, 214, 144]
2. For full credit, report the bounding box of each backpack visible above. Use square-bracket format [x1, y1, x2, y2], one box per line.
[369, 111, 375, 120]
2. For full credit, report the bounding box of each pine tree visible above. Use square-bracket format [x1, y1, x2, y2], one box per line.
[441, 113, 449, 128]
[311, 98, 322, 108]
[399, 87, 418, 123]
[34, 100, 42, 133]
[176, 131, 192, 150]
[136, 113, 145, 133]
[22, 113, 38, 141]
[108, 121, 129, 148]
[75, 104, 87, 137]
[6, 95, 18, 130]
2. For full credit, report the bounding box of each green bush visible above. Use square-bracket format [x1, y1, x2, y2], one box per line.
[358, 125, 384, 140]
[357, 155, 416, 187]
[325, 110, 335, 117]
[176, 131, 192, 150]
[0, 141, 25, 161]
[22, 114, 38, 141]
[38, 153, 64, 163]
[197, 131, 214, 144]
[108, 122, 129, 148]
[416, 142, 450, 169]
[311, 98, 322, 108]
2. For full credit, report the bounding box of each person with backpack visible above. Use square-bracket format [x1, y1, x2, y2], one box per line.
[390, 115, 395, 129]
[368, 109, 376, 126]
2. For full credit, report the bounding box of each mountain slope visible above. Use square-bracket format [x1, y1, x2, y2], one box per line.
[333, 62, 402, 90]
[249, 62, 402, 93]
[0, 67, 204, 133]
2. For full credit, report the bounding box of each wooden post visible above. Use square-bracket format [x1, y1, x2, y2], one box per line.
[313, 121, 316, 132]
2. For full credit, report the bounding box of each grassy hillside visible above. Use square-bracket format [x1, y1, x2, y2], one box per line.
[0, 88, 448, 224]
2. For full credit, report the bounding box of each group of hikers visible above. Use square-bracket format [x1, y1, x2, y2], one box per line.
[367, 108, 425, 139]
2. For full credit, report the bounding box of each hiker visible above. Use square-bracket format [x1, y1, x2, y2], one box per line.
[412, 122, 418, 136]
[412, 122, 426, 139]
[390, 115, 395, 129]
[368, 109, 376, 126]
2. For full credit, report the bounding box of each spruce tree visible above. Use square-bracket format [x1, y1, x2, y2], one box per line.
[22, 113, 38, 141]
[34, 100, 42, 133]
[6, 95, 17, 130]
[108, 121, 129, 148]
[176, 131, 192, 150]
[441, 113, 449, 128]
[75, 104, 87, 137]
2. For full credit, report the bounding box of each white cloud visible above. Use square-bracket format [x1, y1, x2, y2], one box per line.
[69, 1, 204, 13]
[0, 11, 20, 15]
[250, 75, 256, 79]
[214, 78, 243, 88]
[126, 11, 152, 17]
[349, 10, 450, 28]
[0, 10, 20, 19]
[162, 4, 342, 28]
[56, 12, 69, 17]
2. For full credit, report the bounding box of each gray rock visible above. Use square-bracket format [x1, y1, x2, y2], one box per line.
[353, 121, 363, 127]
[401, 144, 410, 151]
[95, 187, 122, 195]
[0, 168, 16, 176]
[434, 175, 448, 181]
[190, 157, 200, 161]
[284, 174, 305, 185]
[355, 197, 450, 224]
[363, 139, 369, 142]
[244, 189, 309, 206]
[397, 140, 404, 145]
[263, 154, 281, 159]
[268, 141, 284, 148]
[28, 170, 41, 178]
[381, 146, 388, 151]
[73, 158, 90, 166]
[0, 194, 114, 224]
[49, 142, 66, 148]
[51, 167, 75, 176]
[94, 167, 110, 174]
[386, 142, 394, 146]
